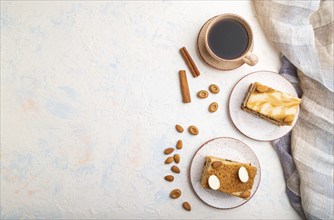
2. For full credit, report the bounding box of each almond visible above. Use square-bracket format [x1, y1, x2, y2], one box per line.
[209, 102, 218, 113]
[165, 157, 174, 164]
[164, 148, 174, 155]
[211, 161, 222, 169]
[182, 202, 191, 211]
[256, 84, 268, 93]
[175, 124, 184, 133]
[170, 189, 181, 199]
[171, 165, 180, 173]
[164, 175, 174, 182]
[209, 84, 220, 94]
[240, 191, 251, 199]
[174, 154, 180, 164]
[283, 115, 294, 123]
[197, 90, 209, 99]
[238, 166, 249, 183]
[208, 175, 220, 190]
[188, 125, 199, 135]
[176, 140, 183, 150]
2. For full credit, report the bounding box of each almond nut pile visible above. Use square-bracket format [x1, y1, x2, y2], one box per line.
[163, 124, 193, 212]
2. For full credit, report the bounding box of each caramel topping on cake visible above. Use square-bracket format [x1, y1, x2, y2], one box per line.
[242, 82, 301, 126]
[256, 84, 270, 93]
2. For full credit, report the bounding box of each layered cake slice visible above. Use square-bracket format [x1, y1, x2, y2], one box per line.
[200, 156, 257, 199]
[241, 82, 301, 126]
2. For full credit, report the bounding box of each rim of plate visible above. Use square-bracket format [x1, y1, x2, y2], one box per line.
[196, 16, 228, 71]
[189, 136, 261, 209]
[228, 70, 299, 142]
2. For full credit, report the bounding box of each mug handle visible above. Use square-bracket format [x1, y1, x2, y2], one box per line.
[242, 52, 258, 66]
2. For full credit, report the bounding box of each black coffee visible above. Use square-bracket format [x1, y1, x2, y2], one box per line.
[208, 19, 249, 60]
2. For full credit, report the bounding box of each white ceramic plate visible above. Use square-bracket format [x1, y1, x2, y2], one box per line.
[190, 137, 261, 209]
[229, 71, 300, 141]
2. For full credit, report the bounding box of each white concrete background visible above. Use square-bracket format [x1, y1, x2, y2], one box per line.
[1, 1, 301, 219]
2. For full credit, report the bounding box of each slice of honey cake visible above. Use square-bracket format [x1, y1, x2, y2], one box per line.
[241, 82, 301, 126]
[200, 156, 257, 199]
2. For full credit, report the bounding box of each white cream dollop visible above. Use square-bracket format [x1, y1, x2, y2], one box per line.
[208, 175, 220, 190]
[238, 166, 249, 183]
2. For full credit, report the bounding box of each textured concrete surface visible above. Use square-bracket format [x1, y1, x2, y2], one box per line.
[1, 1, 301, 219]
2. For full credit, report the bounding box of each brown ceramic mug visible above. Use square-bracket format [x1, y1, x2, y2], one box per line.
[204, 14, 258, 70]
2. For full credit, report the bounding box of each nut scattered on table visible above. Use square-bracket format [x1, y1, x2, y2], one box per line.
[173, 154, 180, 164]
[164, 175, 174, 182]
[171, 165, 180, 173]
[165, 157, 174, 164]
[209, 102, 219, 112]
[175, 124, 184, 133]
[182, 202, 191, 211]
[176, 140, 183, 149]
[170, 189, 182, 199]
[188, 125, 199, 135]
[197, 90, 209, 99]
[209, 84, 220, 94]
[164, 148, 174, 155]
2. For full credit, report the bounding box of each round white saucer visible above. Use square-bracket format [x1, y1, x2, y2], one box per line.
[197, 17, 244, 71]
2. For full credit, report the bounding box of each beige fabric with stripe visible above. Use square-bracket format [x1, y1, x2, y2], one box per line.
[253, 0, 334, 219]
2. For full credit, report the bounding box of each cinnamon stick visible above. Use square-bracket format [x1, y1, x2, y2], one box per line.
[180, 47, 200, 77]
[179, 70, 191, 103]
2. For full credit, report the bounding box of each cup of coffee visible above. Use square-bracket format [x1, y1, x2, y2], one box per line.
[204, 14, 258, 70]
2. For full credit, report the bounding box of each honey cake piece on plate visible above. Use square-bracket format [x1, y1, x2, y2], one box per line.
[241, 82, 301, 126]
[200, 156, 257, 199]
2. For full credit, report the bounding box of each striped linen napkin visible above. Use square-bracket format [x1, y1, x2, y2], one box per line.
[253, 1, 334, 219]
